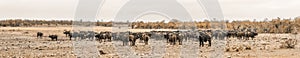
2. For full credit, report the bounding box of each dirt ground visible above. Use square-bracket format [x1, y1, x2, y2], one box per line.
[0, 27, 299, 58]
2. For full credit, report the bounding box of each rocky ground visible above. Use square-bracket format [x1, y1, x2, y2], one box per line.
[0, 27, 299, 58]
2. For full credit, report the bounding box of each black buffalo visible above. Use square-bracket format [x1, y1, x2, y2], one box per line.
[128, 34, 136, 46]
[165, 32, 183, 45]
[227, 30, 237, 38]
[169, 33, 177, 45]
[245, 31, 258, 40]
[95, 31, 112, 42]
[37, 32, 43, 39]
[49, 35, 58, 41]
[63, 30, 71, 37]
[198, 32, 211, 47]
[141, 32, 151, 45]
[236, 31, 246, 40]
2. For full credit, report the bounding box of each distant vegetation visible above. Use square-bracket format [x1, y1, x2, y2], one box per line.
[0, 19, 112, 27]
[0, 17, 299, 33]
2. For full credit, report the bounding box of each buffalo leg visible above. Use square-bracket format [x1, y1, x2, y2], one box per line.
[200, 41, 204, 47]
[109, 38, 112, 42]
[179, 39, 182, 45]
[131, 41, 135, 46]
[208, 40, 211, 46]
[69, 37, 72, 40]
[173, 39, 176, 45]
[145, 38, 149, 45]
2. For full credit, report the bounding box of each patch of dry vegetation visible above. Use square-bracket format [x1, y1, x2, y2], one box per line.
[1, 17, 299, 33]
[280, 38, 298, 49]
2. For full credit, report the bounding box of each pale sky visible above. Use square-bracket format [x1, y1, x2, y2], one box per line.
[0, 0, 299, 21]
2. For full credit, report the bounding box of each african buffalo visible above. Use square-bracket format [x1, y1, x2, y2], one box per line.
[227, 30, 237, 38]
[169, 33, 177, 45]
[128, 34, 136, 46]
[63, 30, 71, 37]
[236, 31, 258, 40]
[37, 32, 43, 39]
[141, 32, 151, 45]
[245, 31, 258, 40]
[212, 30, 227, 40]
[237, 31, 246, 40]
[49, 35, 58, 41]
[198, 32, 211, 47]
[162, 31, 184, 45]
[69, 32, 80, 40]
[95, 31, 112, 42]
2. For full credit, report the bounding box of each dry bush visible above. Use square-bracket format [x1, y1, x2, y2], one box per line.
[280, 38, 298, 49]
[226, 43, 252, 52]
[1, 17, 300, 32]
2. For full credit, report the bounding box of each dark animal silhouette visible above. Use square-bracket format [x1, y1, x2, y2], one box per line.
[198, 32, 211, 47]
[37, 32, 43, 39]
[245, 31, 258, 40]
[237, 31, 246, 40]
[169, 33, 177, 45]
[128, 34, 136, 46]
[227, 30, 237, 38]
[63, 30, 71, 37]
[49, 35, 58, 41]
[141, 32, 151, 45]
[95, 31, 112, 42]
[176, 33, 183, 45]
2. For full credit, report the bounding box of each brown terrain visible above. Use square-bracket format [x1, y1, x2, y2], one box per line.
[0, 26, 299, 58]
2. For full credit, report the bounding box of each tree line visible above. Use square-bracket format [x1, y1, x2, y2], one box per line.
[0, 17, 299, 33]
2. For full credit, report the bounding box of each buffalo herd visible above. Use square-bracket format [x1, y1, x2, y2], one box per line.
[36, 29, 258, 47]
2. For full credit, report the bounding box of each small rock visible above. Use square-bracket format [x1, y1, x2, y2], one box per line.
[227, 56, 231, 58]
